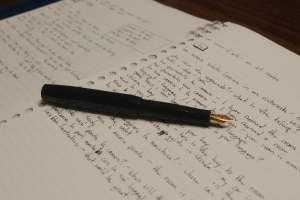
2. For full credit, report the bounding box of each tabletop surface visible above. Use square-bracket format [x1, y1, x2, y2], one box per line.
[156, 0, 300, 56]
[1, 0, 299, 55]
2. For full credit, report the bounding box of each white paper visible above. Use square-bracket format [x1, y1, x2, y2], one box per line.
[1, 23, 299, 199]
[0, 0, 208, 112]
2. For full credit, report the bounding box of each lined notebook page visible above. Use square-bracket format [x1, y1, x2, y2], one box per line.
[0, 0, 208, 113]
[1, 22, 300, 199]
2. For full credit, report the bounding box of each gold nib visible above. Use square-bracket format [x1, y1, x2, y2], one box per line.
[210, 114, 234, 125]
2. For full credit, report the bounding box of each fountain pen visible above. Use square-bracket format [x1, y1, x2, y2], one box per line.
[41, 84, 233, 127]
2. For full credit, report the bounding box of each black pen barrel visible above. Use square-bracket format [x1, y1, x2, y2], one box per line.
[41, 84, 211, 126]
[41, 84, 140, 117]
[138, 99, 211, 126]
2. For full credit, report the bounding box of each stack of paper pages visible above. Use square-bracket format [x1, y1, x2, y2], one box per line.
[1, 0, 300, 199]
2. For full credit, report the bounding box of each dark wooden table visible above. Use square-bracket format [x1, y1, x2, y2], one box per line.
[156, 0, 300, 56]
[0, 0, 22, 8]
[1, 0, 299, 55]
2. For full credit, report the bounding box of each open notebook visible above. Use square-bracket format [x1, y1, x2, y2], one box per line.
[1, 22, 300, 199]
[0, 0, 208, 113]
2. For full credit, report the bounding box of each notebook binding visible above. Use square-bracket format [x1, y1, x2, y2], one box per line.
[185, 21, 226, 39]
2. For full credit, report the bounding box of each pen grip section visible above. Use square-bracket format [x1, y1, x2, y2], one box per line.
[138, 99, 211, 126]
[41, 84, 140, 117]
